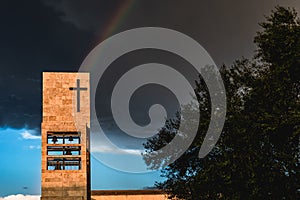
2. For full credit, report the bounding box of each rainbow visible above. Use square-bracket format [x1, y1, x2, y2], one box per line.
[100, 0, 136, 41]
[80, 0, 136, 72]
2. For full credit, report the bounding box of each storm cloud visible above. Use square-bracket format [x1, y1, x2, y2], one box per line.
[1, 0, 300, 133]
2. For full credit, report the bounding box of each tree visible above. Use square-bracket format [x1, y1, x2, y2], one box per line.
[143, 6, 300, 199]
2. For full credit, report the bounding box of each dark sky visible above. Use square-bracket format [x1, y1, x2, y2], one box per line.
[1, 0, 300, 132]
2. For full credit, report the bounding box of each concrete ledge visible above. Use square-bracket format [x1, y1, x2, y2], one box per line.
[91, 190, 164, 196]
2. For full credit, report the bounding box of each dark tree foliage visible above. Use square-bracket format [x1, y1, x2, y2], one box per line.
[143, 6, 300, 199]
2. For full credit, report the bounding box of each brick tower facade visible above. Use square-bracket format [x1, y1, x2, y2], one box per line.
[41, 72, 90, 200]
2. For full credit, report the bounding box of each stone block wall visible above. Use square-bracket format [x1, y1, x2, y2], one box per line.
[41, 72, 90, 200]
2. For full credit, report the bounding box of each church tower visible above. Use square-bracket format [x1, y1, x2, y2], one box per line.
[41, 72, 90, 200]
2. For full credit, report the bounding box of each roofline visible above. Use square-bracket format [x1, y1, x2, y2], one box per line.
[91, 190, 165, 196]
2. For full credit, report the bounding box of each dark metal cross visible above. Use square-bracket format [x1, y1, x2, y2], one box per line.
[69, 79, 87, 112]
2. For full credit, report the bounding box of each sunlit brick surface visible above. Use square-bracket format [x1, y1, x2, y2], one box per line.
[41, 72, 90, 200]
[91, 190, 167, 200]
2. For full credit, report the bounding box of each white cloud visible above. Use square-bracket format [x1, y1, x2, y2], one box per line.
[20, 130, 41, 140]
[0, 194, 40, 200]
[92, 145, 143, 156]
[28, 145, 41, 149]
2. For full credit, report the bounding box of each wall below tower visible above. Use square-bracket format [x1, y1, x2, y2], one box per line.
[91, 190, 167, 200]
